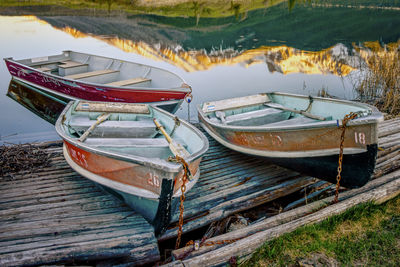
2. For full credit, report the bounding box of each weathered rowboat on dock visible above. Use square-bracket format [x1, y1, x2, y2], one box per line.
[4, 51, 191, 113]
[55, 101, 208, 234]
[198, 92, 383, 188]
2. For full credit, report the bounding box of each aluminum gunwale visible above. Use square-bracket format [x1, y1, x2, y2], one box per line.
[55, 101, 209, 173]
[63, 144, 200, 199]
[197, 92, 383, 133]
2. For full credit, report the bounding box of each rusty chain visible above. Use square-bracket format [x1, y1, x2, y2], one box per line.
[173, 162, 243, 255]
[333, 112, 359, 203]
[171, 155, 190, 249]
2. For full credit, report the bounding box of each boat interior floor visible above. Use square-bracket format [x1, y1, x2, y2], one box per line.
[209, 105, 330, 127]
[81, 137, 187, 160]
[84, 138, 169, 148]
[68, 116, 157, 138]
[33, 59, 152, 87]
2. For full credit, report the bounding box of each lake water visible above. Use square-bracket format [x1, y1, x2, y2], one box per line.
[0, 2, 399, 144]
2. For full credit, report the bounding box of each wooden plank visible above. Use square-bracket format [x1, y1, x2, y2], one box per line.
[159, 176, 315, 241]
[172, 169, 400, 260]
[167, 173, 400, 266]
[156, 123, 318, 240]
[1, 206, 132, 224]
[65, 69, 118, 79]
[105, 77, 151, 87]
[59, 60, 88, 69]
[0, 172, 92, 191]
[3, 118, 399, 266]
[0, 142, 160, 266]
[168, 118, 400, 263]
[35, 67, 51, 72]
[0, 235, 159, 267]
[75, 101, 150, 114]
[0, 190, 104, 209]
[201, 93, 270, 113]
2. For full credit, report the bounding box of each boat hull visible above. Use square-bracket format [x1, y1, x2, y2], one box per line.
[267, 144, 378, 188]
[198, 92, 382, 188]
[63, 142, 201, 234]
[5, 59, 187, 113]
[200, 118, 378, 188]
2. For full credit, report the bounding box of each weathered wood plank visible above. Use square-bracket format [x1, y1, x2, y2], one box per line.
[173, 169, 400, 260]
[0, 235, 158, 267]
[159, 176, 315, 241]
[168, 119, 400, 262]
[0, 140, 161, 267]
[1, 206, 133, 224]
[167, 173, 400, 267]
[0, 190, 104, 209]
[2, 118, 398, 267]
[0, 179, 95, 199]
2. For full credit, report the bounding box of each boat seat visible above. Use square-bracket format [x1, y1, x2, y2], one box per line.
[35, 67, 51, 73]
[59, 60, 88, 69]
[69, 116, 157, 138]
[59, 60, 89, 76]
[65, 69, 119, 79]
[65, 69, 120, 84]
[263, 116, 320, 127]
[84, 138, 169, 147]
[105, 77, 151, 87]
[223, 108, 291, 126]
[84, 137, 186, 159]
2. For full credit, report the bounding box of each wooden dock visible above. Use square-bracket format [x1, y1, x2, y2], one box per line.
[158, 128, 316, 241]
[0, 143, 160, 266]
[167, 117, 400, 266]
[1, 118, 400, 266]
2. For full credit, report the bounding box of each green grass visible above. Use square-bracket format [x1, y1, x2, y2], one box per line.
[0, 0, 297, 17]
[242, 195, 400, 266]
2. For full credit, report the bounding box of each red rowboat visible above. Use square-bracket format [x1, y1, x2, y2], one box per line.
[4, 50, 191, 113]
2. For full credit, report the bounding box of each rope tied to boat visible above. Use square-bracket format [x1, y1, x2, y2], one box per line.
[183, 83, 193, 123]
[168, 155, 191, 249]
[303, 95, 314, 112]
[169, 116, 181, 137]
[333, 112, 359, 203]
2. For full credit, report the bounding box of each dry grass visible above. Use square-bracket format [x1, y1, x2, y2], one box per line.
[354, 41, 400, 116]
[0, 144, 51, 179]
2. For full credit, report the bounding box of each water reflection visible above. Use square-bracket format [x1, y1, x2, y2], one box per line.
[33, 1, 400, 76]
[1, 1, 399, 142]
[33, 17, 357, 75]
[7, 79, 68, 125]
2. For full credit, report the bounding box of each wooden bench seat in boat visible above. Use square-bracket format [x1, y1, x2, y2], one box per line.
[65, 69, 120, 84]
[215, 108, 291, 126]
[59, 60, 88, 69]
[35, 66, 51, 73]
[69, 116, 156, 138]
[263, 116, 319, 127]
[83, 137, 187, 159]
[105, 77, 151, 87]
[84, 138, 169, 147]
[65, 69, 118, 79]
[58, 60, 89, 76]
